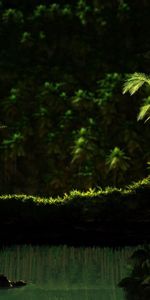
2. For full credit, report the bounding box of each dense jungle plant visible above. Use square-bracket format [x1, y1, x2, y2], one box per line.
[0, 1, 150, 195]
[119, 247, 150, 300]
[106, 147, 130, 186]
[123, 73, 150, 173]
[123, 73, 150, 122]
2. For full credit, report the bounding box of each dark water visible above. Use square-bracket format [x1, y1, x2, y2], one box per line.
[0, 245, 135, 300]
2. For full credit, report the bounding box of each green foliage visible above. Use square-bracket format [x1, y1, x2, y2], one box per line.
[123, 73, 150, 124]
[96, 73, 122, 106]
[123, 73, 150, 95]
[0, 177, 149, 244]
[0, 1, 150, 195]
[118, 1, 130, 13]
[138, 104, 150, 122]
[119, 246, 150, 299]
[137, 96, 150, 122]
[106, 147, 130, 185]
[106, 147, 130, 170]
[76, 0, 91, 24]
[2, 8, 24, 24]
[34, 5, 47, 18]
[72, 127, 90, 162]
[20, 32, 32, 44]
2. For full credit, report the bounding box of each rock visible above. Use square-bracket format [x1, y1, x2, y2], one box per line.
[11, 280, 27, 287]
[0, 274, 12, 288]
[0, 274, 27, 289]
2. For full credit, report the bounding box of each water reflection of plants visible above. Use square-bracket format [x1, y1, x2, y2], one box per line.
[119, 246, 150, 300]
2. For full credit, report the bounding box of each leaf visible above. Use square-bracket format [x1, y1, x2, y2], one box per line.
[144, 116, 150, 123]
[137, 104, 150, 121]
[106, 147, 130, 172]
[123, 73, 150, 95]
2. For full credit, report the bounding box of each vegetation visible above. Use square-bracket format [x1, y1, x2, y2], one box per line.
[119, 247, 150, 300]
[123, 73, 150, 122]
[0, 177, 150, 244]
[0, 1, 150, 195]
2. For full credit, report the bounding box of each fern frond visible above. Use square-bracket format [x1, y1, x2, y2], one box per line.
[123, 72, 150, 95]
[144, 116, 150, 123]
[137, 104, 150, 121]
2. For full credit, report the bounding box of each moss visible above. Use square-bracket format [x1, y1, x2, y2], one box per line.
[0, 177, 150, 244]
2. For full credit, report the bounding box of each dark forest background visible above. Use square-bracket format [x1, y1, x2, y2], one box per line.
[0, 0, 150, 196]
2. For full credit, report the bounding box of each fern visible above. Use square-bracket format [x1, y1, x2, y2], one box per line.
[123, 72, 150, 95]
[123, 72, 150, 122]
[137, 104, 150, 122]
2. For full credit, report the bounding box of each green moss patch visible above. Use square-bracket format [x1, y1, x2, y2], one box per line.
[0, 177, 150, 245]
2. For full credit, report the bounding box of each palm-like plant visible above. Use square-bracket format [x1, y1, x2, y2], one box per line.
[123, 72, 150, 122]
[106, 147, 130, 186]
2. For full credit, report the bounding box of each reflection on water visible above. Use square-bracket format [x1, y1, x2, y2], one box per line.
[0, 245, 135, 300]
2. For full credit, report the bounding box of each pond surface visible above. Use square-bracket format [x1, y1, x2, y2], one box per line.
[0, 245, 136, 300]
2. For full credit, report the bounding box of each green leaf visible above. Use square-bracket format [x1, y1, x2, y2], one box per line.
[137, 104, 150, 121]
[123, 73, 150, 95]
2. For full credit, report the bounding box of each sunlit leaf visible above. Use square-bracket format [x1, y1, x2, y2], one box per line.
[137, 104, 150, 121]
[123, 73, 150, 95]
